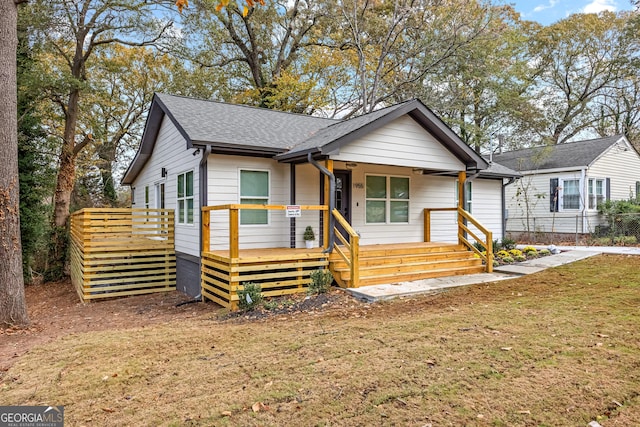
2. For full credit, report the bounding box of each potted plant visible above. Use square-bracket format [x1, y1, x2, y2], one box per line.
[303, 225, 315, 249]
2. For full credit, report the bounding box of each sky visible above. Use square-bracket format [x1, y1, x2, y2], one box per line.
[508, 0, 636, 25]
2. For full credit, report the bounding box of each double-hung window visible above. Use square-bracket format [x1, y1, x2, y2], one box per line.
[562, 179, 580, 210]
[177, 171, 194, 224]
[365, 175, 409, 224]
[588, 178, 605, 209]
[240, 170, 269, 225]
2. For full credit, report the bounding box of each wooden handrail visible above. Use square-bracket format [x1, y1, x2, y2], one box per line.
[423, 207, 493, 273]
[201, 204, 329, 257]
[331, 209, 360, 287]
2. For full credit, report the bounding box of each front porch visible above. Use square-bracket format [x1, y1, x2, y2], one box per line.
[201, 201, 493, 310]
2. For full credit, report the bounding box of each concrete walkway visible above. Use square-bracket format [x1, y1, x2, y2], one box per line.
[516, 244, 640, 256]
[345, 249, 611, 303]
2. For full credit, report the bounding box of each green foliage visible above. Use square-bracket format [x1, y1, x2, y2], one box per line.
[237, 282, 263, 311]
[509, 249, 523, 257]
[502, 256, 514, 264]
[303, 226, 315, 241]
[17, 31, 55, 283]
[613, 235, 637, 246]
[539, 249, 551, 256]
[522, 246, 537, 253]
[514, 255, 526, 262]
[500, 238, 517, 250]
[308, 269, 333, 295]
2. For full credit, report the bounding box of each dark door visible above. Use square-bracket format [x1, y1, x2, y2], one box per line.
[334, 170, 351, 240]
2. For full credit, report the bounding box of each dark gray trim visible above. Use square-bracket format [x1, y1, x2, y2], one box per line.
[199, 146, 212, 261]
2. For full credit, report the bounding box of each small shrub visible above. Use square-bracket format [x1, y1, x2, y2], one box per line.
[509, 249, 523, 257]
[303, 226, 315, 241]
[472, 240, 486, 253]
[613, 235, 637, 246]
[263, 299, 279, 311]
[522, 246, 537, 253]
[501, 238, 517, 250]
[514, 255, 526, 262]
[492, 239, 502, 252]
[492, 260, 499, 268]
[596, 237, 613, 246]
[308, 269, 333, 294]
[237, 282, 263, 311]
[502, 256, 514, 264]
[496, 250, 510, 259]
[525, 250, 538, 258]
[539, 249, 551, 256]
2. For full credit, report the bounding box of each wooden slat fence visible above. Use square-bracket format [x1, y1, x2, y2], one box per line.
[70, 208, 176, 301]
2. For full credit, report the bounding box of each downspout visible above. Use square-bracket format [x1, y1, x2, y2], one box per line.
[307, 153, 335, 253]
[195, 145, 212, 300]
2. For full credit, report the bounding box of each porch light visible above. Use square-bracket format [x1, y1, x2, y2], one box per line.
[161, 167, 167, 178]
[346, 162, 358, 169]
[412, 168, 424, 175]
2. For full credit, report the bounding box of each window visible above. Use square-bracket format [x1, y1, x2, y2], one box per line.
[636, 181, 640, 201]
[131, 187, 136, 205]
[365, 175, 409, 224]
[155, 182, 165, 209]
[562, 179, 580, 210]
[455, 180, 472, 213]
[240, 170, 269, 225]
[588, 178, 605, 209]
[177, 171, 194, 224]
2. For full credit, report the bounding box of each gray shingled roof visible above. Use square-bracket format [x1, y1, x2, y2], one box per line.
[123, 93, 495, 184]
[492, 135, 627, 171]
[479, 160, 521, 179]
[156, 93, 337, 151]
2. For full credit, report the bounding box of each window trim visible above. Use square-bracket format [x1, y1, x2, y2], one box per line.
[560, 177, 581, 211]
[176, 170, 195, 225]
[365, 174, 410, 224]
[587, 178, 605, 210]
[239, 168, 271, 226]
[455, 180, 472, 213]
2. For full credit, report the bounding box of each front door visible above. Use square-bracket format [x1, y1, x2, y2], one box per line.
[334, 170, 351, 240]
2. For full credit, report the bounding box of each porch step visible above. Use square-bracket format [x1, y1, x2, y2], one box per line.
[328, 243, 486, 288]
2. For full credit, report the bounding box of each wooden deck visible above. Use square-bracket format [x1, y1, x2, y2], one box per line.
[200, 242, 485, 309]
[201, 247, 330, 310]
[329, 242, 484, 288]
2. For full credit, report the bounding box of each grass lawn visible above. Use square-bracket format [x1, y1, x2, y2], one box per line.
[1, 254, 639, 426]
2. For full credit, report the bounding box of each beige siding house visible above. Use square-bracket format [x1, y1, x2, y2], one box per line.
[494, 135, 640, 237]
[123, 94, 518, 297]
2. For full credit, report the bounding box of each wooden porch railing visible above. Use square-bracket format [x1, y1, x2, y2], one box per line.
[331, 209, 360, 287]
[201, 204, 329, 255]
[423, 207, 494, 273]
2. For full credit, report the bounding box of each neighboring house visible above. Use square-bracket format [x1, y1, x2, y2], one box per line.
[122, 93, 519, 297]
[493, 135, 640, 237]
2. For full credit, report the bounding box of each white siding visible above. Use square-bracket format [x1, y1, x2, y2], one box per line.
[504, 171, 590, 234]
[131, 116, 201, 256]
[331, 116, 464, 171]
[334, 162, 503, 245]
[588, 144, 640, 200]
[206, 155, 293, 250]
[472, 178, 504, 241]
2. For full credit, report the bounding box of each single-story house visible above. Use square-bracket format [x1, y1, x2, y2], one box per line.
[493, 135, 640, 237]
[122, 93, 519, 302]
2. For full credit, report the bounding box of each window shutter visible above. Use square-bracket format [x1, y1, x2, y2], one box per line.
[550, 178, 559, 212]
[605, 178, 611, 201]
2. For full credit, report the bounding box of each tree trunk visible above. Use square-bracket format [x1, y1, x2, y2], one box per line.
[0, 0, 30, 328]
[47, 89, 79, 279]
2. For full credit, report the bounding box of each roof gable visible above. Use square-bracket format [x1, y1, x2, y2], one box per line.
[123, 94, 489, 184]
[492, 135, 631, 172]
